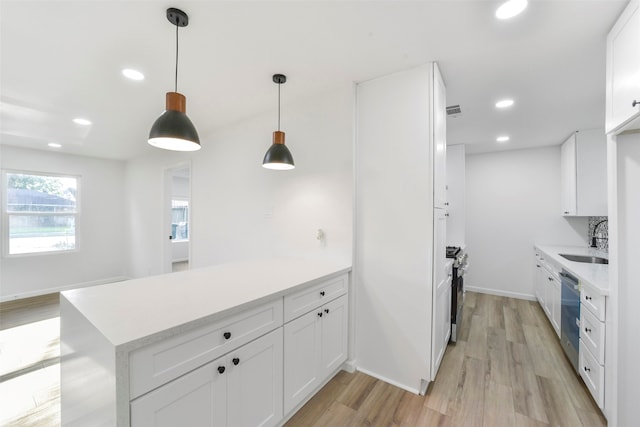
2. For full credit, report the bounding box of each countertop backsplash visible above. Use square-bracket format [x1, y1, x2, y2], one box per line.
[588, 216, 609, 252]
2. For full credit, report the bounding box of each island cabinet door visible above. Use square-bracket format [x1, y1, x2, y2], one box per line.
[283, 308, 322, 414]
[320, 294, 348, 377]
[226, 328, 283, 427]
[130, 359, 226, 427]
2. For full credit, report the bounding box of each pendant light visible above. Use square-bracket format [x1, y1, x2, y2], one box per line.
[148, 8, 200, 152]
[262, 74, 295, 170]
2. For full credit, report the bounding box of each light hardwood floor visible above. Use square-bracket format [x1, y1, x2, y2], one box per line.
[0, 292, 605, 426]
[285, 292, 606, 427]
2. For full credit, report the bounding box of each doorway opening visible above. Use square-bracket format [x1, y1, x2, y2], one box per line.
[164, 164, 191, 273]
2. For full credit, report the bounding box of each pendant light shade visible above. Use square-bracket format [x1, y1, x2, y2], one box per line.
[263, 74, 294, 170]
[148, 8, 200, 152]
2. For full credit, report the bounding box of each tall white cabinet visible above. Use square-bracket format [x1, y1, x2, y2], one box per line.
[446, 144, 465, 247]
[355, 62, 447, 393]
[605, 1, 640, 424]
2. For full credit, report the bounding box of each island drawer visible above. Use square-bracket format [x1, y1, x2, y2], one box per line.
[284, 274, 348, 322]
[580, 303, 605, 364]
[581, 282, 605, 322]
[129, 298, 283, 399]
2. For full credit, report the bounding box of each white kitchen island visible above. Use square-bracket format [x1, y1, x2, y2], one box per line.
[60, 258, 351, 427]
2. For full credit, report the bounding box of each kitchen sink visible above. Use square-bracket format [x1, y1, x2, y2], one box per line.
[559, 254, 609, 264]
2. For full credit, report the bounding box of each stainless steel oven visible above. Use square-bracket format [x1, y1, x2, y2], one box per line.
[446, 246, 467, 343]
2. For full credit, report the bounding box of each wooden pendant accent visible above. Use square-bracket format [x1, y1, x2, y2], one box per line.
[166, 92, 186, 113]
[273, 131, 285, 145]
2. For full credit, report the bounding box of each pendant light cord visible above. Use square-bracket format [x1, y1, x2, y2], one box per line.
[277, 82, 281, 131]
[174, 23, 179, 93]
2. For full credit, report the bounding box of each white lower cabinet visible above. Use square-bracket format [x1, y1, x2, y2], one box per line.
[431, 266, 451, 378]
[130, 361, 226, 427]
[534, 252, 561, 338]
[131, 328, 282, 427]
[579, 282, 607, 410]
[283, 294, 348, 414]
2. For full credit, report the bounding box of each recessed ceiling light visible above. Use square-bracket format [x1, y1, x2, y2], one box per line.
[122, 68, 145, 81]
[73, 118, 91, 126]
[496, 99, 514, 108]
[497, 136, 510, 143]
[48, 142, 62, 148]
[496, 0, 528, 20]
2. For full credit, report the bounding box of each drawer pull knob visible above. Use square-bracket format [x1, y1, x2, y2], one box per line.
[585, 327, 592, 333]
[584, 366, 591, 373]
[232, 358, 240, 366]
[218, 366, 226, 374]
[548, 277, 553, 281]
[318, 312, 323, 317]
[585, 296, 592, 301]
[633, 100, 639, 107]
[324, 308, 330, 314]
[223, 332, 231, 340]
[320, 291, 326, 297]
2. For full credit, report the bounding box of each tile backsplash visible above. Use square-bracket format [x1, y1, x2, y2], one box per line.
[588, 216, 608, 252]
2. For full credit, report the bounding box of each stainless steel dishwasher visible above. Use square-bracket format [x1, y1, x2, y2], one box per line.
[560, 269, 580, 372]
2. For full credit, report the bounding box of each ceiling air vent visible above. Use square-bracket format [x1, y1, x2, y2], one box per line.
[446, 105, 462, 117]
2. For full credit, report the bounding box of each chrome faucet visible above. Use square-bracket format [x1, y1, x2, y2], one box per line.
[590, 219, 608, 248]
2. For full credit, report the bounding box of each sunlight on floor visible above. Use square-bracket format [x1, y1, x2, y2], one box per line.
[0, 317, 61, 426]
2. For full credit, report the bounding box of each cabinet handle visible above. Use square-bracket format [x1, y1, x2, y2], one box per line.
[445, 213, 450, 217]
[218, 366, 226, 374]
[320, 291, 325, 297]
[584, 366, 591, 373]
[232, 358, 240, 366]
[324, 308, 330, 314]
[633, 100, 639, 107]
[223, 332, 231, 340]
[536, 264, 541, 268]
[444, 202, 449, 206]
[564, 211, 570, 214]
[548, 277, 553, 281]
[318, 312, 323, 317]
[585, 296, 592, 301]
[584, 327, 592, 333]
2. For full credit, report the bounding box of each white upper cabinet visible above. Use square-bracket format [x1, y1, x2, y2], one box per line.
[446, 144, 465, 247]
[560, 129, 607, 217]
[606, 0, 640, 134]
[561, 134, 577, 216]
[433, 62, 447, 209]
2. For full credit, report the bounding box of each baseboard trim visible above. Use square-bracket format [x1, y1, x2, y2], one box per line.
[355, 366, 421, 395]
[1, 276, 129, 302]
[465, 286, 536, 301]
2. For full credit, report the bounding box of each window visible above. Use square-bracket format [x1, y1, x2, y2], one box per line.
[4, 171, 79, 255]
[171, 199, 189, 242]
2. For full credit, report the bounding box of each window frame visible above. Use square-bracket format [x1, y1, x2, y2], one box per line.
[2, 169, 81, 258]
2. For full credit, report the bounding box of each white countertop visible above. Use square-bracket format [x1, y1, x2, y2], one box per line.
[61, 258, 351, 348]
[535, 245, 609, 295]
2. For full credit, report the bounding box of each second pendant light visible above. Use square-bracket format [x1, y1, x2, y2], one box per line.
[263, 74, 295, 170]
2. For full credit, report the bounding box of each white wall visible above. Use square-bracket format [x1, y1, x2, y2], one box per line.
[0, 146, 126, 300]
[465, 146, 588, 299]
[125, 83, 354, 278]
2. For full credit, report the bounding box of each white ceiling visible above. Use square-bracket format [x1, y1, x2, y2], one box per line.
[0, 0, 627, 160]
